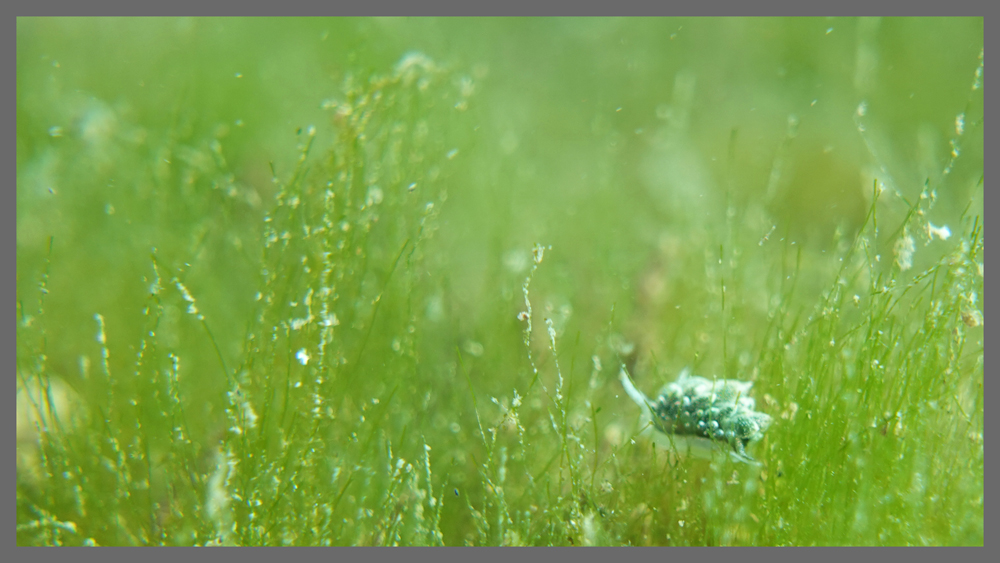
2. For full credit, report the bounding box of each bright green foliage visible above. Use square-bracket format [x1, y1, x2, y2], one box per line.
[17, 18, 983, 546]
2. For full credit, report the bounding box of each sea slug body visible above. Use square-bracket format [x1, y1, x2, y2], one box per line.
[620, 367, 771, 464]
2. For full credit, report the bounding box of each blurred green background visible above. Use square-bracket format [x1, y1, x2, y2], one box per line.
[17, 17, 983, 546]
[17, 17, 984, 339]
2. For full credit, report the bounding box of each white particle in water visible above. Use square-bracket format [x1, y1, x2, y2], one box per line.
[894, 232, 915, 271]
[321, 312, 339, 327]
[926, 222, 951, 241]
[296, 348, 310, 366]
[365, 186, 383, 207]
